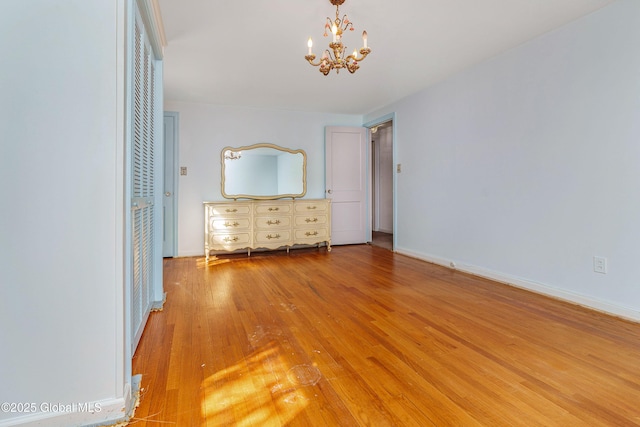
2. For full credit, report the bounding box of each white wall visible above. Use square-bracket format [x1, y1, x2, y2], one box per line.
[365, 0, 640, 320]
[0, 1, 129, 425]
[163, 101, 362, 256]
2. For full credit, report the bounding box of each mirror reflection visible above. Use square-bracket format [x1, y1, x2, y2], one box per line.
[221, 143, 307, 200]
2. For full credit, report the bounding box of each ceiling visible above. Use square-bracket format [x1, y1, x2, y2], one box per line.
[157, 0, 615, 115]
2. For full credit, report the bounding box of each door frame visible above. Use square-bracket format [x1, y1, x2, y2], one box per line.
[364, 113, 396, 249]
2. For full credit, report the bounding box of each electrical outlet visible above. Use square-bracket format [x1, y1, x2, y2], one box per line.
[180, 166, 187, 176]
[397, 163, 402, 173]
[593, 256, 607, 274]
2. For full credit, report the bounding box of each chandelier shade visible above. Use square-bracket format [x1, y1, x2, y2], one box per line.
[305, 0, 371, 75]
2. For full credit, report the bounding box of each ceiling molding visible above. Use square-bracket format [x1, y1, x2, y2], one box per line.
[136, 0, 167, 59]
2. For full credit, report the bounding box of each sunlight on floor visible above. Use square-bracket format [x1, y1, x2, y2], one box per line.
[201, 342, 314, 426]
[197, 257, 232, 268]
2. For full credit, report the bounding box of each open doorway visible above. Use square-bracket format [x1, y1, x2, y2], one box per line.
[369, 120, 393, 251]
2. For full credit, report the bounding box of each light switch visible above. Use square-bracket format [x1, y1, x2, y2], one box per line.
[180, 167, 187, 176]
[397, 164, 402, 173]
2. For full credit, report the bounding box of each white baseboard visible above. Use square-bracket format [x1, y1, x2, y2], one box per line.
[0, 376, 141, 427]
[176, 250, 204, 257]
[395, 247, 640, 323]
[151, 293, 167, 311]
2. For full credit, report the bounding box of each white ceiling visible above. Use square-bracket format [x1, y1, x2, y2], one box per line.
[157, 0, 614, 115]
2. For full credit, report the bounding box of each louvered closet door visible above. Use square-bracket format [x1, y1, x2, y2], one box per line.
[131, 9, 157, 351]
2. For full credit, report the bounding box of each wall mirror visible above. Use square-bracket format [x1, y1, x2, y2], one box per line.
[221, 143, 307, 200]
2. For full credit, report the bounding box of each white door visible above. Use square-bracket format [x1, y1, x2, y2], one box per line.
[130, 6, 161, 353]
[325, 126, 368, 245]
[163, 112, 178, 257]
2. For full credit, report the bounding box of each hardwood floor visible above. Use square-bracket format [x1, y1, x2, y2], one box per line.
[131, 245, 640, 426]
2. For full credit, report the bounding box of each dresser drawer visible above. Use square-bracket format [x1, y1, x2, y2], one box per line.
[293, 214, 328, 227]
[209, 217, 251, 231]
[255, 203, 292, 215]
[254, 230, 291, 245]
[255, 216, 291, 229]
[209, 232, 251, 248]
[206, 204, 251, 217]
[293, 228, 329, 241]
[294, 201, 328, 213]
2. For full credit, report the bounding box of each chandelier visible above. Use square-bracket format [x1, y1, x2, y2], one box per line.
[305, 0, 371, 75]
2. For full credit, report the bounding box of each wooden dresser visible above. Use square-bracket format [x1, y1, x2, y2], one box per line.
[204, 199, 331, 260]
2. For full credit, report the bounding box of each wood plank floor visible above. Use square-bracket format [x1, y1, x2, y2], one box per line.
[130, 245, 640, 426]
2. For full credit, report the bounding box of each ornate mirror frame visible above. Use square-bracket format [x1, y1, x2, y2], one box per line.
[220, 143, 307, 200]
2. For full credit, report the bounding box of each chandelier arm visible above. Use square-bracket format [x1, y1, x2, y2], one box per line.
[351, 48, 371, 62]
[305, 49, 337, 67]
[341, 15, 352, 31]
[305, 55, 324, 67]
[327, 48, 337, 61]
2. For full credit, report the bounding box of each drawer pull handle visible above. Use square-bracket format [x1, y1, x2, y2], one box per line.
[268, 207, 280, 212]
[305, 217, 318, 223]
[266, 234, 281, 240]
[305, 231, 319, 237]
[267, 219, 281, 225]
[306, 206, 317, 210]
[224, 221, 239, 227]
[225, 208, 238, 213]
[223, 236, 239, 242]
